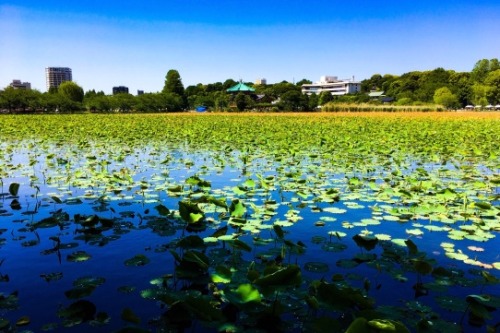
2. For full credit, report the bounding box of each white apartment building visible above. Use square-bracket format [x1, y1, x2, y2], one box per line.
[301, 76, 361, 95]
[45, 67, 72, 91]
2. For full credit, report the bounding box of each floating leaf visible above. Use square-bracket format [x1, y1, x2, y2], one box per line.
[254, 265, 302, 290]
[124, 254, 150, 266]
[67, 251, 91, 263]
[412, 259, 433, 275]
[58, 300, 96, 323]
[353, 234, 378, 251]
[121, 307, 141, 324]
[273, 225, 284, 239]
[211, 265, 232, 284]
[15, 316, 30, 326]
[179, 201, 205, 224]
[231, 283, 261, 303]
[229, 199, 246, 218]
[405, 239, 419, 255]
[0, 318, 10, 329]
[304, 262, 329, 273]
[322, 242, 348, 252]
[154, 204, 170, 216]
[227, 239, 252, 252]
[8, 183, 20, 196]
[177, 235, 206, 250]
[183, 250, 210, 269]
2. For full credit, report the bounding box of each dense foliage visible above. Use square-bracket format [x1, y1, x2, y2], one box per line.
[1, 59, 500, 113]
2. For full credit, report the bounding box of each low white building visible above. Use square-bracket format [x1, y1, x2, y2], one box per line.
[10, 80, 31, 90]
[301, 76, 361, 95]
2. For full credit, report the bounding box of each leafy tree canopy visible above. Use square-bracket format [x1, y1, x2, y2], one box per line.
[59, 81, 84, 103]
[163, 69, 185, 96]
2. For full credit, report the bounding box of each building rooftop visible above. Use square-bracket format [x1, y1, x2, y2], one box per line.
[226, 82, 256, 92]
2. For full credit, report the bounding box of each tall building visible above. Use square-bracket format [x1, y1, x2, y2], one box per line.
[255, 78, 267, 85]
[10, 80, 31, 90]
[113, 86, 129, 95]
[45, 67, 72, 91]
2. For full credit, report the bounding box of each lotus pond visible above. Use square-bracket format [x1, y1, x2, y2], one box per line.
[0, 112, 499, 333]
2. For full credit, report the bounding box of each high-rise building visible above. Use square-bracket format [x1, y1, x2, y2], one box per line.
[10, 80, 31, 90]
[45, 67, 72, 91]
[255, 78, 267, 85]
[113, 86, 129, 95]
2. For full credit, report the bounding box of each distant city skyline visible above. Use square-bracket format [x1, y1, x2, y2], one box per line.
[1, 1, 499, 94]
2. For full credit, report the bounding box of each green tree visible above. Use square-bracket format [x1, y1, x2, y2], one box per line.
[471, 59, 491, 83]
[159, 93, 184, 112]
[448, 71, 472, 106]
[223, 79, 237, 90]
[415, 68, 451, 102]
[318, 91, 333, 105]
[361, 74, 383, 92]
[296, 78, 312, 86]
[308, 93, 319, 110]
[472, 84, 489, 106]
[85, 94, 112, 112]
[58, 81, 84, 103]
[110, 93, 135, 112]
[235, 93, 247, 111]
[163, 69, 185, 96]
[213, 91, 229, 111]
[433, 87, 459, 109]
[470, 58, 500, 84]
[485, 69, 500, 104]
[0, 87, 24, 112]
[279, 90, 307, 111]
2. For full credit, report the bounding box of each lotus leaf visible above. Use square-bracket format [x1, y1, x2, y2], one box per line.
[124, 254, 150, 266]
[0, 318, 10, 330]
[8, 183, 20, 196]
[230, 283, 261, 303]
[58, 300, 96, 324]
[67, 251, 91, 263]
[322, 242, 348, 252]
[353, 234, 378, 251]
[304, 262, 329, 273]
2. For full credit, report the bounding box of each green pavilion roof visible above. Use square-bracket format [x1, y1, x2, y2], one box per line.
[226, 82, 256, 92]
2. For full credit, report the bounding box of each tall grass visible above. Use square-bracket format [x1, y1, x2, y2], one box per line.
[321, 102, 444, 112]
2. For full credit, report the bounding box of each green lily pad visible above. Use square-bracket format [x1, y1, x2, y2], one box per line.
[58, 300, 96, 324]
[121, 307, 141, 324]
[124, 254, 150, 266]
[321, 242, 348, 252]
[336, 259, 360, 269]
[67, 251, 92, 263]
[304, 262, 329, 273]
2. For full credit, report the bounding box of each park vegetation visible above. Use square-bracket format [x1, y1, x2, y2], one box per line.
[1, 59, 500, 113]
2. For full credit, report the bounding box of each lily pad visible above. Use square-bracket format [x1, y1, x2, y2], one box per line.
[304, 262, 329, 273]
[124, 254, 150, 266]
[67, 251, 92, 263]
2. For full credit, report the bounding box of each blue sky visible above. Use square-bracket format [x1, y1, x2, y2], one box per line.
[1, 1, 499, 94]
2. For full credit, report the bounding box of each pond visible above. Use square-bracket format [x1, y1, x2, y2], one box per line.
[0, 113, 499, 332]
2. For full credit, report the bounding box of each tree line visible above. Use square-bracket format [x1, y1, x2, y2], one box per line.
[1, 59, 499, 113]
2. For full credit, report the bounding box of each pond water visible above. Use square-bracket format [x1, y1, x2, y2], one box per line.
[0, 114, 499, 332]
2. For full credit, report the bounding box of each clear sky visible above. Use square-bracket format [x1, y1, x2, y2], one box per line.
[1, 1, 499, 94]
